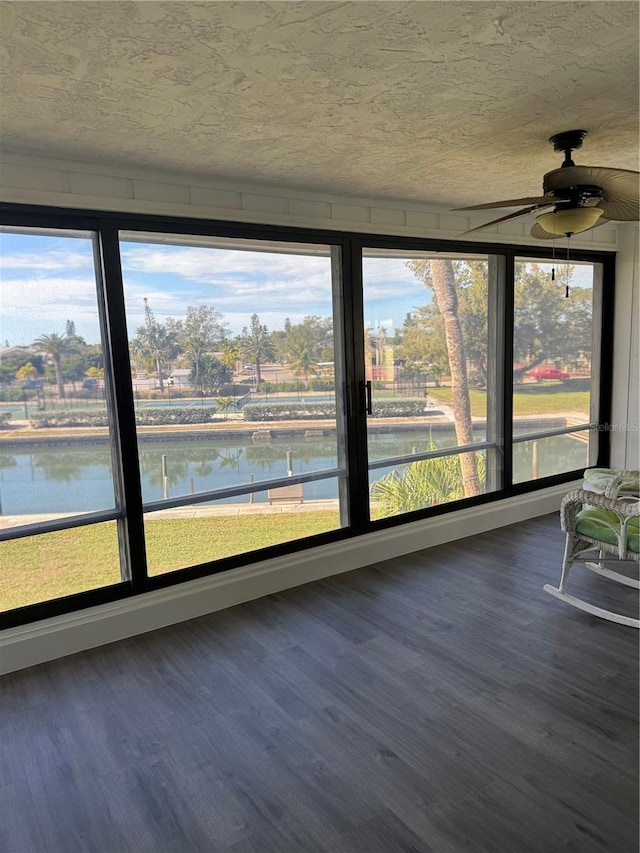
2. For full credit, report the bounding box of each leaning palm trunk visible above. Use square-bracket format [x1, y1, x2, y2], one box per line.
[429, 259, 480, 497]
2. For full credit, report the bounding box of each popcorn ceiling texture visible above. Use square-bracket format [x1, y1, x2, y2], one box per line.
[1, 1, 637, 211]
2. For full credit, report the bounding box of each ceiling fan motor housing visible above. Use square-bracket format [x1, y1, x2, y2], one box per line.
[549, 129, 588, 167]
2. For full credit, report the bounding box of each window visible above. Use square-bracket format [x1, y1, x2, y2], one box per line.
[512, 258, 598, 484]
[0, 206, 613, 627]
[119, 233, 349, 574]
[0, 228, 124, 611]
[362, 249, 502, 520]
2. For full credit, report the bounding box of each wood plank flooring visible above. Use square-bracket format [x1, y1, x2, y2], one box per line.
[1, 513, 638, 852]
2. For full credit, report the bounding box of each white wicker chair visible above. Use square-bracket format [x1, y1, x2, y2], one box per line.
[544, 472, 639, 627]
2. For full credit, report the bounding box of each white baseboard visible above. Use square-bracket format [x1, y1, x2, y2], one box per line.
[0, 483, 575, 674]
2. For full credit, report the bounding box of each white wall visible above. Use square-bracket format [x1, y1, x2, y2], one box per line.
[0, 153, 629, 673]
[610, 224, 640, 469]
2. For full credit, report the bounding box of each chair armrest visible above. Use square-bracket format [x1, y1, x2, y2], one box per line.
[560, 488, 640, 533]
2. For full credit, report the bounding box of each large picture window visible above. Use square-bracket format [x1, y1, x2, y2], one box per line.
[0, 227, 124, 610]
[512, 258, 598, 483]
[0, 207, 613, 626]
[119, 233, 349, 574]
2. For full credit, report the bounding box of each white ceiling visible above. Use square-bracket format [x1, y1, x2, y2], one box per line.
[1, 1, 638, 208]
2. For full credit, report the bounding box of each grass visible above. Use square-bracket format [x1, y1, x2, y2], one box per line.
[428, 384, 590, 418]
[1, 511, 340, 612]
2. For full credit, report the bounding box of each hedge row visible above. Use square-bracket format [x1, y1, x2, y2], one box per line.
[135, 408, 218, 425]
[243, 399, 427, 422]
[28, 406, 223, 428]
[29, 408, 110, 428]
[27, 399, 428, 428]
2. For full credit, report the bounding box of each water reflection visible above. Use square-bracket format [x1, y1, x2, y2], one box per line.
[1, 430, 589, 515]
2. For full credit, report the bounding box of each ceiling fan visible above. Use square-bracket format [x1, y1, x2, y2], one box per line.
[455, 130, 639, 239]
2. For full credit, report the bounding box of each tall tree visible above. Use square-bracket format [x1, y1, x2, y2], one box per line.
[406, 260, 480, 497]
[132, 298, 177, 393]
[33, 332, 75, 399]
[294, 316, 333, 361]
[191, 355, 232, 395]
[172, 306, 228, 393]
[239, 314, 275, 385]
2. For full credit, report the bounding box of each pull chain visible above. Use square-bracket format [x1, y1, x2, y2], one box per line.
[551, 234, 556, 281]
[565, 236, 570, 298]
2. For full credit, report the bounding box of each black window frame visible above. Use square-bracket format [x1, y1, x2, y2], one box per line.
[0, 202, 615, 628]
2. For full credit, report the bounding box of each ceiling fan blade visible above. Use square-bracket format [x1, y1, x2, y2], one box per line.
[544, 166, 639, 221]
[454, 195, 562, 211]
[460, 206, 540, 236]
[530, 216, 610, 240]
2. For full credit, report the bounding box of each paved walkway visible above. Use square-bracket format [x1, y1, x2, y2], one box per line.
[0, 499, 340, 529]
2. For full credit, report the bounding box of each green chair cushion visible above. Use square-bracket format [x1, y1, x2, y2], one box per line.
[583, 468, 640, 494]
[576, 507, 640, 553]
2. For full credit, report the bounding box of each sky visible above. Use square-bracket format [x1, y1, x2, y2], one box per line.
[0, 230, 592, 348]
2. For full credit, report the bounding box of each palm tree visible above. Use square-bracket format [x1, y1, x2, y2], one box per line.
[407, 259, 480, 497]
[288, 339, 317, 388]
[33, 332, 74, 399]
[216, 396, 235, 420]
[371, 448, 486, 519]
[239, 314, 275, 385]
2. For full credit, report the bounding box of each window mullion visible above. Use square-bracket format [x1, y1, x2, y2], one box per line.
[502, 249, 515, 491]
[97, 221, 148, 590]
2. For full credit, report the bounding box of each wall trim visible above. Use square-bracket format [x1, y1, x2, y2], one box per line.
[0, 482, 577, 675]
[0, 152, 618, 249]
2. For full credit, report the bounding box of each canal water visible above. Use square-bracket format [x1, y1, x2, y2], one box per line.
[0, 430, 588, 515]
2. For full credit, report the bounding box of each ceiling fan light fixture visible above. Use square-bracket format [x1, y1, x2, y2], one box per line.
[536, 206, 604, 235]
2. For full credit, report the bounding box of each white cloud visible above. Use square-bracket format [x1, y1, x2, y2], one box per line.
[0, 249, 94, 272]
[121, 245, 332, 286]
[362, 257, 428, 302]
[119, 245, 336, 331]
[0, 277, 100, 319]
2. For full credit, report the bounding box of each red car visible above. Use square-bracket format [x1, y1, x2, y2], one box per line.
[527, 366, 570, 381]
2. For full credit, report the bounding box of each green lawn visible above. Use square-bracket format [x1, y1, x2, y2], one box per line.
[1, 511, 341, 612]
[428, 384, 590, 418]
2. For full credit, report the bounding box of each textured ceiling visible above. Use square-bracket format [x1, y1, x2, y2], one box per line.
[1, 1, 638, 207]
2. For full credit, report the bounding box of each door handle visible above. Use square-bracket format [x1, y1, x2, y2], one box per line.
[361, 379, 373, 415]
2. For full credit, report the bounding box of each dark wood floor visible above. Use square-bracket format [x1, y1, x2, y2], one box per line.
[1, 514, 638, 853]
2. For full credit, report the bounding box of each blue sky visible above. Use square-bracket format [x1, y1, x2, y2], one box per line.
[1, 230, 591, 347]
[0, 231, 428, 346]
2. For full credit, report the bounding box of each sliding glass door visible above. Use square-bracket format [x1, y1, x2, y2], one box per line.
[0, 201, 614, 628]
[119, 232, 350, 574]
[361, 249, 503, 521]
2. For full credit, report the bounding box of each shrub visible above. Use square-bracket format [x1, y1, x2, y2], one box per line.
[243, 402, 335, 421]
[371, 399, 427, 418]
[243, 398, 427, 421]
[29, 408, 110, 428]
[0, 411, 12, 428]
[0, 388, 34, 402]
[29, 406, 223, 428]
[308, 379, 335, 392]
[135, 408, 218, 425]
